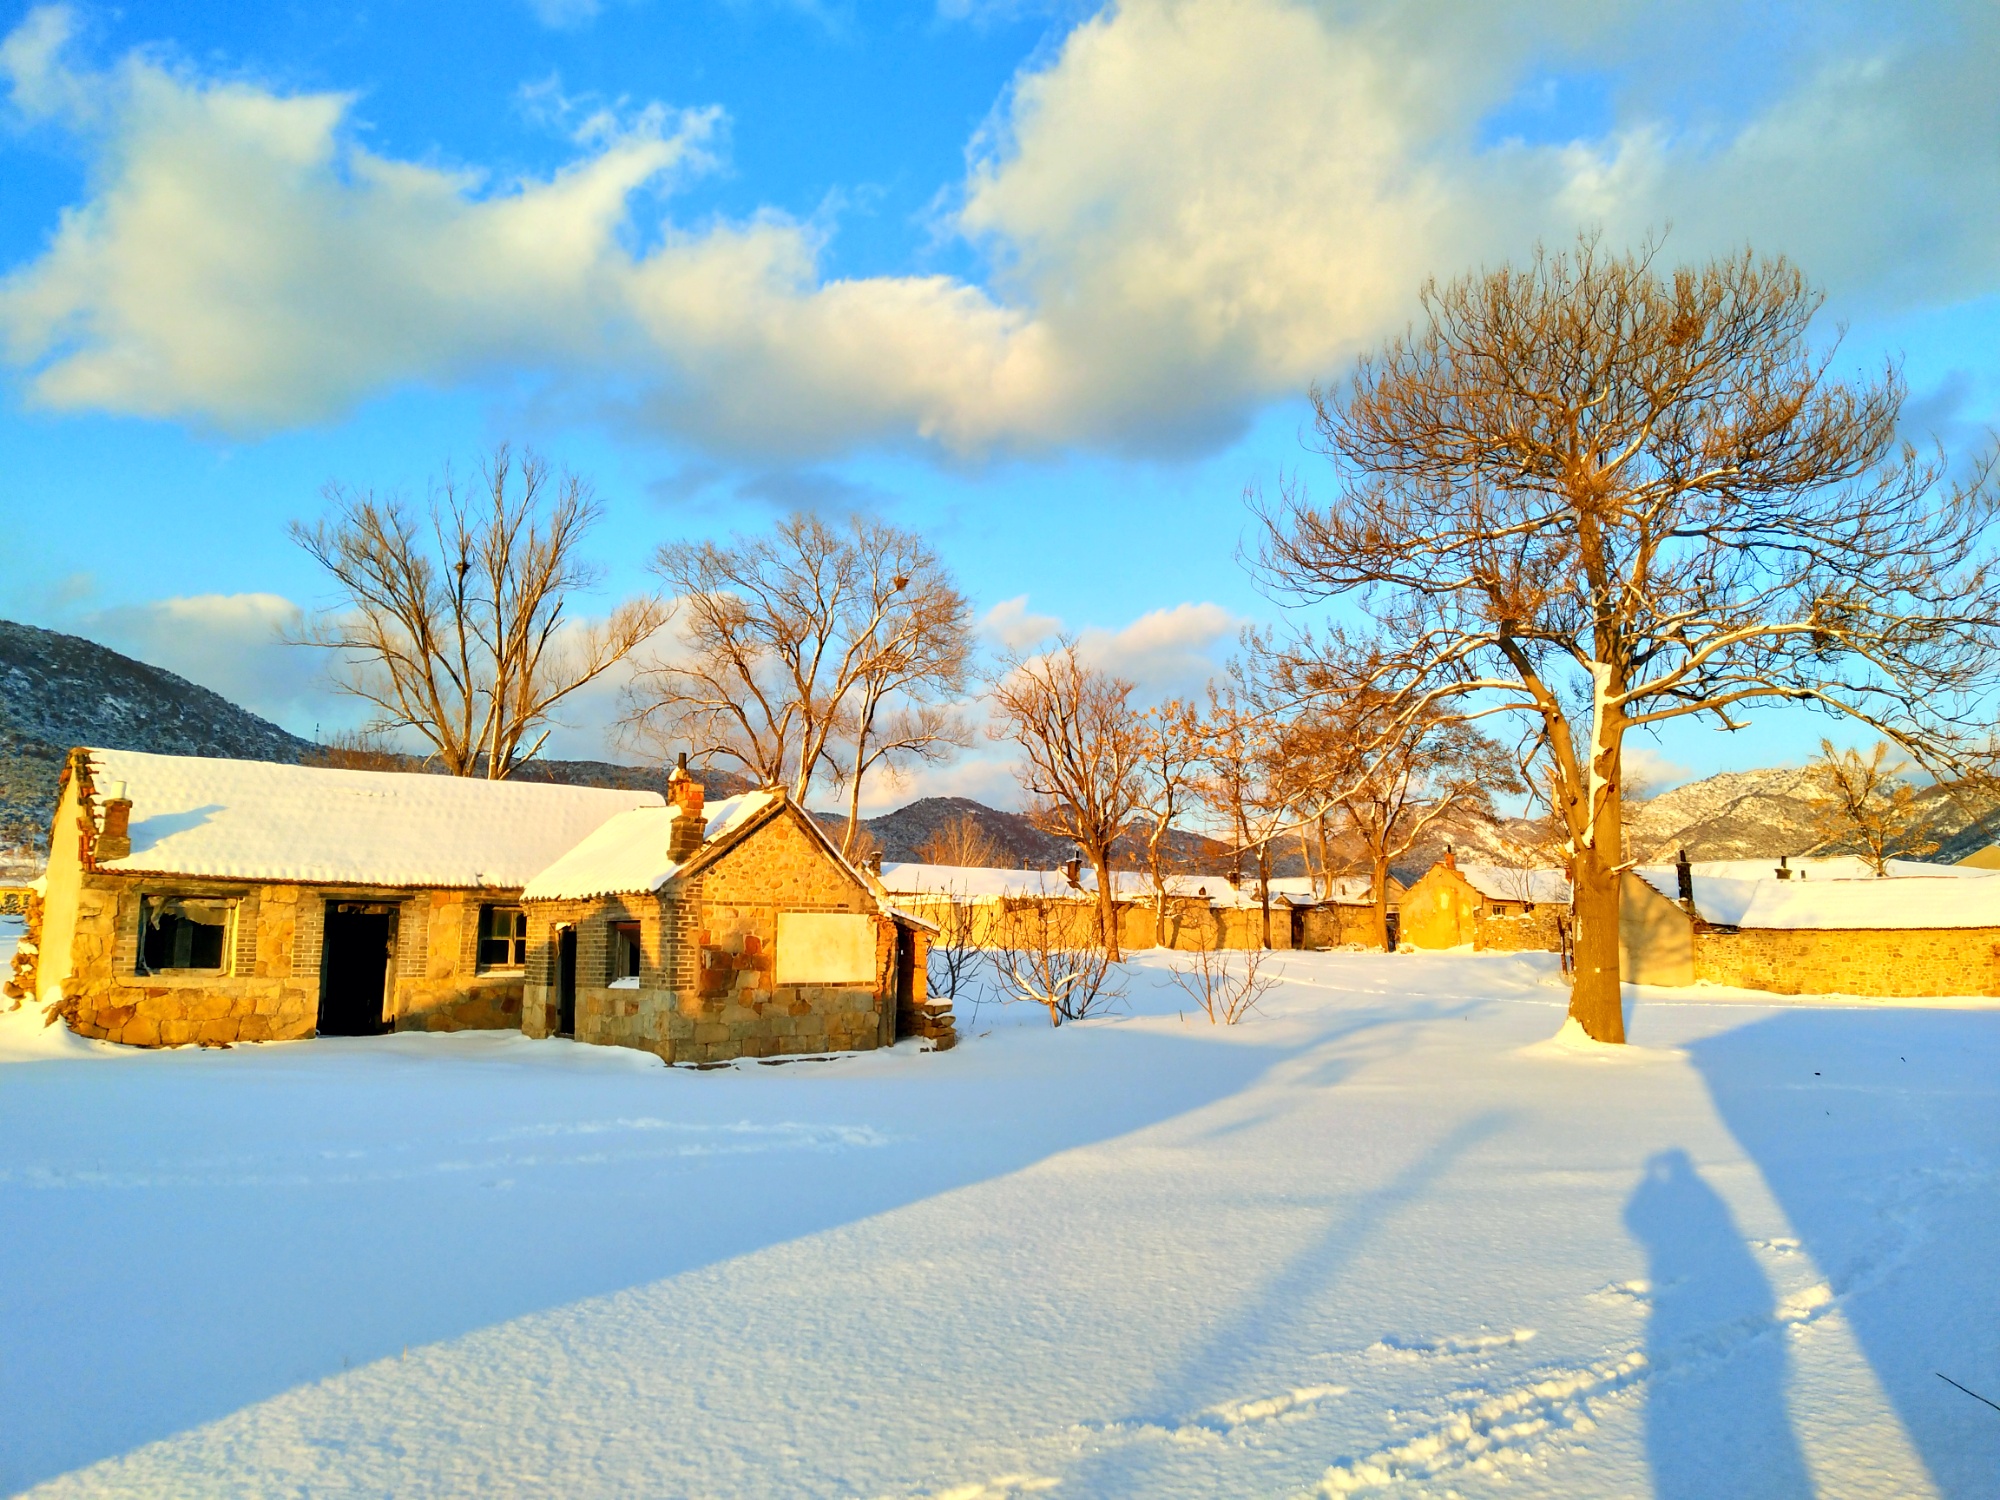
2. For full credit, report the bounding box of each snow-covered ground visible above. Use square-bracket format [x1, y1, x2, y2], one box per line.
[3, 916, 1998, 1498]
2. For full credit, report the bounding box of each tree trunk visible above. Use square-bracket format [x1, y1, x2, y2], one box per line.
[1569, 849, 1624, 1042]
[841, 761, 865, 857]
[1090, 848, 1123, 962]
[1371, 852, 1393, 951]
[1257, 844, 1272, 949]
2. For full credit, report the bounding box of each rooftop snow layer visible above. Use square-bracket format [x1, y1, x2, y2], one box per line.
[1634, 866, 2000, 929]
[521, 793, 776, 901]
[878, 862, 1086, 900]
[86, 748, 662, 890]
[1456, 864, 1572, 904]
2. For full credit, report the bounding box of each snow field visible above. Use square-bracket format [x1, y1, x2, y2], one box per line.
[2, 924, 1997, 1497]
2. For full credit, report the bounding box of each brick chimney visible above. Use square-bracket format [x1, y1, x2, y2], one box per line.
[1062, 855, 1082, 889]
[1675, 848, 1694, 904]
[1441, 844, 1457, 871]
[667, 753, 705, 863]
[97, 780, 132, 862]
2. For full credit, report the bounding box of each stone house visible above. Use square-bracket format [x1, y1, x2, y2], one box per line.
[20, 747, 661, 1046]
[1262, 875, 1408, 948]
[1400, 851, 1570, 952]
[518, 761, 950, 1062]
[1621, 854, 2000, 996]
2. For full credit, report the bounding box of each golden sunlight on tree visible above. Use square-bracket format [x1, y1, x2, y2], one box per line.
[290, 446, 667, 779]
[1808, 739, 1939, 874]
[1257, 234, 2000, 1042]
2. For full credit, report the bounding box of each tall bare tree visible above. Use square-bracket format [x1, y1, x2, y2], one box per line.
[1134, 697, 1204, 946]
[990, 640, 1145, 961]
[1258, 236, 2000, 1041]
[1197, 676, 1299, 949]
[627, 513, 970, 813]
[292, 446, 666, 778]
[1808, 738, 1939, 874]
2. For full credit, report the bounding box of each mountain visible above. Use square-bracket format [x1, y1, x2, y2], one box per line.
[826, 795, 1233, 871]
[0, 620, 745, 863]
[1625, 765, 1999, 864]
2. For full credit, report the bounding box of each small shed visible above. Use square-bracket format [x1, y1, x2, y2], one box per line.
[1401, 852, 1570, 952]
[520, 761, 950, 1062]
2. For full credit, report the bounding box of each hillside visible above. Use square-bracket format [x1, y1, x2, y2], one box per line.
[827, 796, 1231, 871]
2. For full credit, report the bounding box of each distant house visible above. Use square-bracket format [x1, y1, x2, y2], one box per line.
[1400, 850, 1570, 952]
[520, 760, 947, 1061]
[18, 747, 950, 1058]
[23, 747, 660, 1046]
[876, 863, 1402, 952]
[1622, 854, 2000, 996]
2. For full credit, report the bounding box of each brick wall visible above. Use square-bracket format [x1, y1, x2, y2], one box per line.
[1694, 924, 2000, 997]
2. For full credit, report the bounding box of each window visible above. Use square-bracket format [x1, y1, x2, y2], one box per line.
[478, 904, 528, 970]
[140, 896, 233, 973]
[610, 921, 643, 983]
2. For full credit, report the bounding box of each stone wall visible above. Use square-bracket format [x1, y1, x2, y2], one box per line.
[1401, 866, 1480, 948]
[1473, 904, 1566, 954]
[1693, 924, 2000, 997]
[50, 875, 524, 1047]
[1301, 902, 1390, 950]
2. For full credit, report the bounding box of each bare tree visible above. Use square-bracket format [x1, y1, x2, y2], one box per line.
[986, 899, 1123, 1026]
[916, 811, 1003, 867]
[292, 447, 665, 779]
[1196, 677, 1298, 950]
[989, 640, 1145, 961]
[1257, 236, 2000, 1041]
[832, 522, 974, 854]
[301, 729, 410, 773]
[924, 885, 985, 1009]
[1167, 944, 1279, 1024]
[1808, 738, 1939, 873]
[1277, 643, 1518, 950]
[1134, 697, 1204, 946]
[628, 513, 971, 813]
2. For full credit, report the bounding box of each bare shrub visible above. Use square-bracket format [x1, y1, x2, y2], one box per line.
[916, 811, 1002, 867]
[1167, 944, 1280, 1025]
[924, 887, 984, 1007]
[985, 900, 1122, 1026]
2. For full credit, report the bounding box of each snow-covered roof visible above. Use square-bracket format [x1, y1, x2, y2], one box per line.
[1634, 865, 2000, 930]
[877, 862, 1086, 901]
[521, 793, 776, 901]
[83, 749, 662, 890]
[1455, 864, 1572, 904]
[1643, 855, 1992, 883]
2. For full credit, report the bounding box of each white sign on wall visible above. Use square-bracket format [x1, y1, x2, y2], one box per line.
[774, 912, 876, 986]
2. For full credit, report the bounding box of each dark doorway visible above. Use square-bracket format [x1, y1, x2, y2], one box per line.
[895, 926, 917, 1017]
[556, 927, 578, 1038]
[319, 905, 393, 1037]
[1290, 907, 1307, 949]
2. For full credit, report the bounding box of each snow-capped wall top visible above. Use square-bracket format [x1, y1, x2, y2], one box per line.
[1634, 863, 2000, 929]
[1456, 865, 1572, 904]
[877, 862, 1086, 901]
[84, 748, 662, 890]
[1642, 855, 1991, 884]
[521, 793, 775, 901]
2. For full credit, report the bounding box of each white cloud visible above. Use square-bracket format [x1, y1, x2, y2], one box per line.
[1074, 601, 1239, 695]
[4, 2, 1999, 456]
[80, 592, 328, 732]
[524, 0, 602, 29]
[979, 594, 1064, 653]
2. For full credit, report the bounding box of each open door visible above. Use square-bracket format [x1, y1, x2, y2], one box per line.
[556, 926, 578, 1038]
[319, 903, 394, 1036]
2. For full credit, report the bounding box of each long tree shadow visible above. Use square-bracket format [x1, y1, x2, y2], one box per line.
[1688, 1007, 2000, 1497]
[1624, 1148, 1812, 1499]
[1061, 1108, 1511, 1498]
[0, 994, 1460, 1492]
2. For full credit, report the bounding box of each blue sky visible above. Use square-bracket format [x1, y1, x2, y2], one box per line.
[3, 0, 1999, 810]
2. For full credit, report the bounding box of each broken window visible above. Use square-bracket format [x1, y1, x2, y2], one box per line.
[478, 904, 528, 971]
[610, 921, 642, 982]
[140, 896, 234, 974]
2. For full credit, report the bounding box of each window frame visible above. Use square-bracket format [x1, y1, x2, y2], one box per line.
[137, 894, 237, 976]
[609, 920, 643, 984]
[477, 903, 529, 973]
